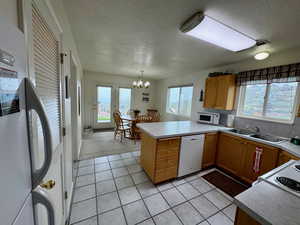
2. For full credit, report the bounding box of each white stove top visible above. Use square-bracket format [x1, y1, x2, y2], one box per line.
[257, 160, 300, 197]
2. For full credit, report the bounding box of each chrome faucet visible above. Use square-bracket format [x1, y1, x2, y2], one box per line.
[253, 126, 260, 134]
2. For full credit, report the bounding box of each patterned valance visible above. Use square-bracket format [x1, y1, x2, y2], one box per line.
[236, 63, 300, 86]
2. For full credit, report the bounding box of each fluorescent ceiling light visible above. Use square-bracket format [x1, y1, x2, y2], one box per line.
[181, 13, 256, 52]
[254, 52, 270, 60]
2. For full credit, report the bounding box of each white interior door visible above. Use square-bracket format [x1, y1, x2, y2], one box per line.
[61, 51, 74, 219]
[25, 1, 65, 224]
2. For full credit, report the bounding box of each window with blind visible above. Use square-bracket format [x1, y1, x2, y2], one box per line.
[32, 5, 61, 145]
[236, 63, 300, 123]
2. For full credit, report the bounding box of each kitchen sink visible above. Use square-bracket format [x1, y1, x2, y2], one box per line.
[250, 134, 283, 143]
[229, 129, 254, 135]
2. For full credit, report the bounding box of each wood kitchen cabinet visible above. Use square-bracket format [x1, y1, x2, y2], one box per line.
[140, 132, 180, 184]
[234, 208, 261, 225]
[217, 133, 246, 176]
[203, 74, 236, 110]
[240, 141, 279, 183]
[217, 133, 280, 184]
[202, 132, 218, 169]
[277, 150, 300, 166]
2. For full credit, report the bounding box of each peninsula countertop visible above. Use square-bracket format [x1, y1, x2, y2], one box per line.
[136, 120, 230, 139]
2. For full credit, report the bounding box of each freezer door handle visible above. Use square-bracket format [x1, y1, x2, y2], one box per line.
[24, 78, 52, 189]
[32, 188, 55, 225]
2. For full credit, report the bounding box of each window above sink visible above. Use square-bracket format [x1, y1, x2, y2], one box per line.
[237, 82, 299, 124]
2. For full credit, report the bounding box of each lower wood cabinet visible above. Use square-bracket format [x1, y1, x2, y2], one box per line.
[140, 132, 180, 184]
[240, 141, 279, 183]
[234, 208, 261, 225]
[217, 133, 279, 183]
[202, 132, 218, 169]
[217, 133, 246, 176]
[277, 150, 300, 166]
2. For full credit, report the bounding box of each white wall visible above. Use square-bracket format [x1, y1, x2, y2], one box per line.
[157, 47, 300, 122]
[83, 70, 158, 128]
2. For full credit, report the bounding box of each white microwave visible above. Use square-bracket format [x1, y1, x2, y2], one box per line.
[198, 112, 220, 125]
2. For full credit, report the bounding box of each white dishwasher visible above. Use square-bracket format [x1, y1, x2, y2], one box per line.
[178, 134, 205, 177]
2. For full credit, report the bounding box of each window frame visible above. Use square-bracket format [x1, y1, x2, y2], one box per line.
[166, 84, 193, 117]
[237, 82, 300, 124]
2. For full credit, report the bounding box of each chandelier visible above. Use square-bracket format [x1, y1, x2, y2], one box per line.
[132, 70, 150, 88]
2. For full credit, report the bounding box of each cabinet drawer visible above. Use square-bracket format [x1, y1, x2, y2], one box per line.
[156, 158, 178, 170]
[157, 148, 179, 159]
[157, 138, 180, 149]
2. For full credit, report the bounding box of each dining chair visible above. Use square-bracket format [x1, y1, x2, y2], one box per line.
[113, 112, 131, 142]
[147, 109, 160, 122]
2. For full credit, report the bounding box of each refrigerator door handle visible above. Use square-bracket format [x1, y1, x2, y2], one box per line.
[32, 187, 55, 225]
[24, 78, 53, 188]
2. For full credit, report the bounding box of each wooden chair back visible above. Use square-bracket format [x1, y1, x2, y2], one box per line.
[113, 111, 123, 129]
[147, 109, 160, 122]
[136, 115, 152, 123]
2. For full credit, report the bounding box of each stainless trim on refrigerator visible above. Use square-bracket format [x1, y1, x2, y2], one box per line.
[24, 78, 53, 188]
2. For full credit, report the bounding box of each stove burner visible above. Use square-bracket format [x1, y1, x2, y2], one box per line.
[295, 165, 300, 172]
[276, 177, 300, 192]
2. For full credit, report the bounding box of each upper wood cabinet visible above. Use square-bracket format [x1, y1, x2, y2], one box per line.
[202, 132, 218, 169]
[203, 75, 236, 110]
[240, 141, 279, 183]
[278, 150, 300, 166]
[217, 133, 246, 176]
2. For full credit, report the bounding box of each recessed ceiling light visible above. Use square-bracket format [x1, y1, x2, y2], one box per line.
[254, 52, 270, 60]
[180, 12, 256, 52]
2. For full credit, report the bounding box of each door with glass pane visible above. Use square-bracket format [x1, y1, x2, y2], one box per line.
[96, 86, 113, 128]
[118, 88, 132, 115]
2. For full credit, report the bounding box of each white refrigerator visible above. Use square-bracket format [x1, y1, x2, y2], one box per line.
[0, 3, 55, 225]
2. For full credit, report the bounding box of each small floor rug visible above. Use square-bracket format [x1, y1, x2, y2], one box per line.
[202, 171, 250, 197]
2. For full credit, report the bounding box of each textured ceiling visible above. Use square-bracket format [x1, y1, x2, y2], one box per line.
[63, 0, 300, 79]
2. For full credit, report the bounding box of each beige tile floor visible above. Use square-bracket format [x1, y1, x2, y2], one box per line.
[70, 151, 237, 225]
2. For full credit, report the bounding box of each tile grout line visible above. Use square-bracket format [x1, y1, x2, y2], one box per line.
[134, 179, 158, 225]
[173, 181, 231, 223]
[93, 158, 100, 225]
[111, 163, 130, 225]
[158, 188, 185, 225]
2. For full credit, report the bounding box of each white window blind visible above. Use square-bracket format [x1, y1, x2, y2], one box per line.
[32, 4, 61, 146]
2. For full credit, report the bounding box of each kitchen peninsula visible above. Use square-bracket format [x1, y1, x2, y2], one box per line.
[137, 121, 230, 183]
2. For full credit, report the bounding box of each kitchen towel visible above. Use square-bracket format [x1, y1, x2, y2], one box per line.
[253, 147, 263, 173]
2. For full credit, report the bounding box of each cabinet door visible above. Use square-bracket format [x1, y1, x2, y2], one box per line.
[215, 75, 236, 110]
[234, 208, 261, 225]
[203, 77, 218, 108]
[241, 141, 279, 183]
[278, 151, 300, 166]
[217, 133, 245, 176]
[202, 133, 218, 168]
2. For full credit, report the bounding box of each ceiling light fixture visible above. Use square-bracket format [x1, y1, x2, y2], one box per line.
[254, 52, 270, 60]
[180, 12, 256, 52]
[132, 70, 150, 88]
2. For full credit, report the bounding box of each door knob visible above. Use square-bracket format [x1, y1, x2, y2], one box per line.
[40, 180, 56, 190]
